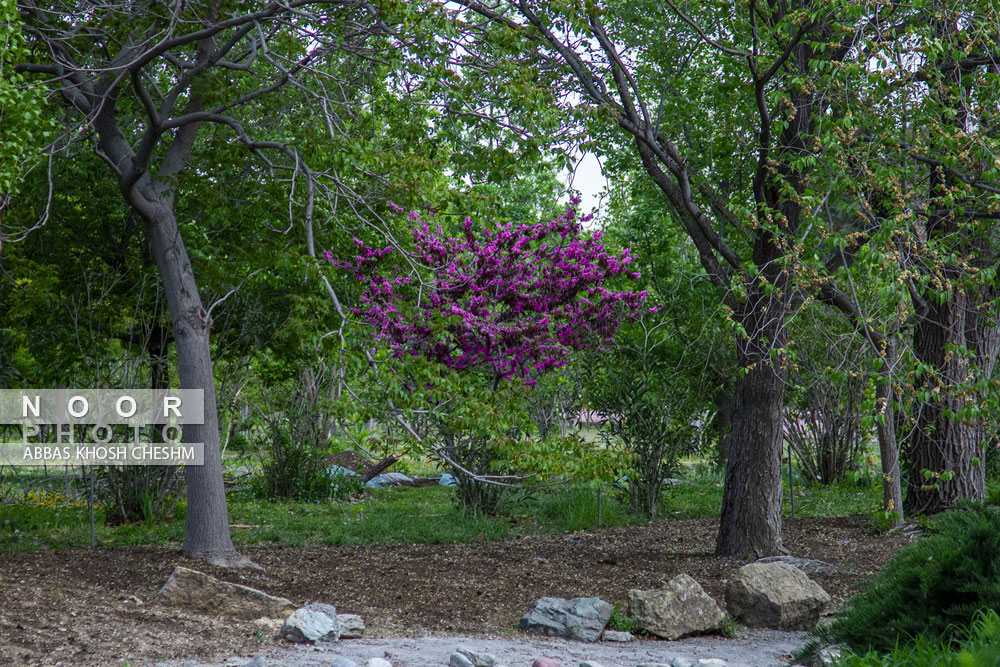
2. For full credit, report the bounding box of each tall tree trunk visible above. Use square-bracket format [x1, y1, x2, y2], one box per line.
[131, 187, 248, 567]
[905, 287, 997, 515]
[716, 270, 788, 558]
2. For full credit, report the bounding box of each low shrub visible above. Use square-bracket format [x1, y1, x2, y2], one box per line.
[250, 426, 362, 502]
[832, 608, 1000, 666]
[818, 503, 1000, 654]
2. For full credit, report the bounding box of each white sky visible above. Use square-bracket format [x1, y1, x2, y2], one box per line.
[561, 152, 608, 224]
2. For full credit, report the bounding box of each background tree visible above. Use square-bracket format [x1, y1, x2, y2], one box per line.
[332, 201, 644, 510]
[451, 0, 896, 556]
[11, 0, 400, 566]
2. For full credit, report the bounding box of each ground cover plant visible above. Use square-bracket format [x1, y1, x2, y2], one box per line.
[831, 609, 1000, 667]
[817, 504, 1000, 654]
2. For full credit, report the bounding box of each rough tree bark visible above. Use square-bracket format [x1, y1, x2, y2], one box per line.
[905, 277, 998, 515]
[719, 284, 788, 558]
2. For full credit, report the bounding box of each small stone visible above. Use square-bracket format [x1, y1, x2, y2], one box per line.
[671, 659, 695, 667]
[366, 659, 392, 667]
[337, 614, 366, 639]
[533, 660, 561, 667]
[330, 659, 360, 667]
[601, 630, 635, 642]
[281, 604, 339, 643]
[244, 658, 267, 667]
[455, 648, 497, 667]
[450, 653, 474, 667]
[579, 662, 605, 667]
[697, 660, 726, 666]
[809, 646, 845, 667]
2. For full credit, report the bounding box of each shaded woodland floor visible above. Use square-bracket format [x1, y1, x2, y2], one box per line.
[0, 516, 907, 665]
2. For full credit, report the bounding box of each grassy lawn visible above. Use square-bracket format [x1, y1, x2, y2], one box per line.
[0, 462, 894, 554]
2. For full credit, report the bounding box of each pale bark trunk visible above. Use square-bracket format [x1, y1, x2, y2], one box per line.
[874, 338, 904, 524]
[128, 182, 248, 567]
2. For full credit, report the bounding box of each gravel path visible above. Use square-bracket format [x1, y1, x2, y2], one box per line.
[166, 631, 811, 667]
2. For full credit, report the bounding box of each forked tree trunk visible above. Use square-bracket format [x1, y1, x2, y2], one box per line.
[904, 11, 1000, 517]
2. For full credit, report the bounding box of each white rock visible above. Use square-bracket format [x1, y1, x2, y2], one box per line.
[281, 604, 339, 643]
[366, 659, 392, 667]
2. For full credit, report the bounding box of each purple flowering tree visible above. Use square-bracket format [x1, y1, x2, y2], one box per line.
[327, 200, 644, 511]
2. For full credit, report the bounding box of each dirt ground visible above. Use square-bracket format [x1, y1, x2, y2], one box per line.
[0, 516, 908, 666]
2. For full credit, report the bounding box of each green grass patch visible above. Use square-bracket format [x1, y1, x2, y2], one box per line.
[528, 484, 638, 532]
[0, 460, 888, 554]
[229, 486, 512, 546]
[661, 464, 883, 520]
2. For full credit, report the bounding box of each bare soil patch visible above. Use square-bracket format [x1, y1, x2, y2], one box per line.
[0, 516, 907, 666]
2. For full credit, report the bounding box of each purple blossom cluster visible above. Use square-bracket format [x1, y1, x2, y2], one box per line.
[325, 200, 645, 385]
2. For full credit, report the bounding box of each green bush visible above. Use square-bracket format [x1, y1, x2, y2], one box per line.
[818, 504, 1000, 654]
[832, 608, 1000, 666]
[251, 426, 362, 502]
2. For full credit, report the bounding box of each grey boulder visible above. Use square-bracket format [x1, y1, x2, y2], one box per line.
[453, 648, 497, 667]
[627, 574, 726, 640]
[519, 596, 614, 642]
[281, 603, 340, 643]
[337, 613, 366, 639]
[725, 562, 831, 629]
